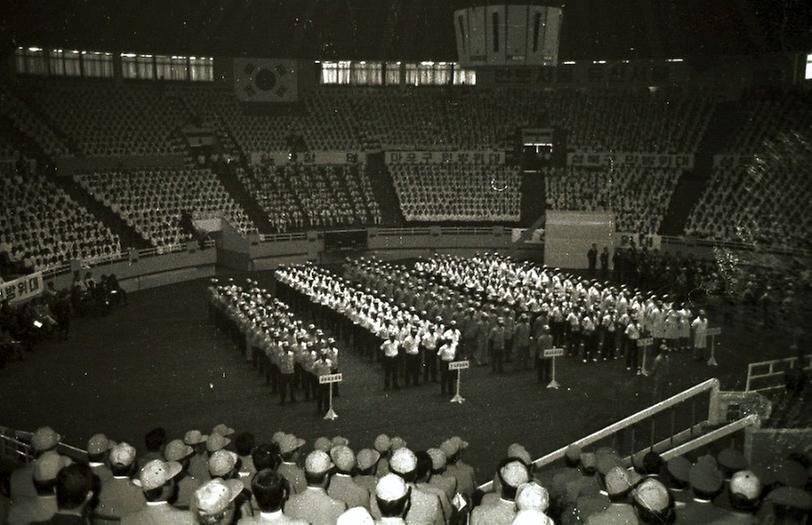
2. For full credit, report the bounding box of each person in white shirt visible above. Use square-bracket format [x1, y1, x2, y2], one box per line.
[691, 310, 708, 361]
[437, 339, 457, 397]
[380, 334, 400, 390]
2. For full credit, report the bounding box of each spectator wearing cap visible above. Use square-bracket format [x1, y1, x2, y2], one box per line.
[760, 486, 812, 524]
[514, 508, 555, 524]
[238, 469, 307, 524]
[353, 449, 381, 495]
[7, 451, 70, 525]
[547, 445, 583, 508]
[442, 437, 476, 498]
[470, 458, 529, 525]
[414, 451, 452, 522]
[276, 435, 306, 495]
[674, 462, 729, 523]
[138, 428, 166, 469]
[328, 446, 370, 510]
[35, 463, 96, 525]
[562, 452, 601, 509]
[719, 470, 763, 523]
[193, 478, 244, 525]
[284, 450, 346, 525]
[426, 448, 456, 501]
[86, 434, 114, 484]
[11, 426, 62, 501]
[122, 459, 194, 525]
[585, 466, 639, 524]
[515, 481, 550, 516]
[664, 457, 691, 505]
[374, 474, 411, 525]
[371, 448, 443, 525]
[632, 478, 675, 525]
[164, 439, 202, 510]
[95, 442, 146, 521]
[185, 430, 211, 483]
[373, 435, 392, 478]
[234, 433, 257, 480]
[336, 506, 375, 525]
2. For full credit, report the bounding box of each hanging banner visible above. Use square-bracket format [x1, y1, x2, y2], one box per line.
[567, 151, 694, 169]
[617, 232, 662, 250]
[250, 151, 366, 166]
[0, 272, 43, 305]
[384, 150, 505, 165]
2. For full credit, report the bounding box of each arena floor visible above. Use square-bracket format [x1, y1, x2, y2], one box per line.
[0, 268, 799, 480]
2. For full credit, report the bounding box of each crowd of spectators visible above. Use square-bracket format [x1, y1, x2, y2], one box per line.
[390, 164, 521, 222]
[0, 84, 70, 158]
[25, 80, 186, 157]
[721, 94, 812, 154]
[3, 419, 809, 524]
[545, 166, 681, 234]
[74, 168, 257, 247]
[685, 132, 811, 250]
[0, 163, 121, 275]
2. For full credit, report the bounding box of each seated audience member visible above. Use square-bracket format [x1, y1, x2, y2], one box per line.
[632, 478, 675, 525]
[11, 426, 63, 501]
[123, 459, 194, 524]
[193, 478, 244, 525]
[35, 463, 96, 525]
[353, 449, 381, 495]
[375, 474, 412, 525]
[164, 439, 202, 510]
[328, 445, 371, 510]
[283, 450, 346, 525]
[8, 451, 70, 525]
[237, 469, 308, 524]
[86, 434, 114, 484]
[95, 442, 145, 521]
[470, 458, 530, 525]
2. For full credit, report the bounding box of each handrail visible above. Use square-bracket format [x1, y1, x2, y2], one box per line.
[745, 354, 812, 392]
[660, 414, 761, 461]
[3, 427, 89, 463]
[478, 378, 720, 492]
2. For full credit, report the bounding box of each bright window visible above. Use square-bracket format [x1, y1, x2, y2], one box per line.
[806, 53, 812, 80]
[14, 47, 47, 75]
[189, 57, 213, 81]
[385, 62, 401, 85]
[82, 51, 113, 78]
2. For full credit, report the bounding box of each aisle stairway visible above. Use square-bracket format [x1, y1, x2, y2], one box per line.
[517, 170, 547, 240]
[659, 101, 748, 235]
[365, 152, 404, 226]
[210, 160, 270, 233]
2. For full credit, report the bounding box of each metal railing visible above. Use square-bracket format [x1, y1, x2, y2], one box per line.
[478, 378, 721, 492]
[660, 414, 761, 461]
[0, 426, 88, 463]
[745, 355, 812, 392]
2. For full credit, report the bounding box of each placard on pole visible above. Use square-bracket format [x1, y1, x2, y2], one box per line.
[448, 360, 469, 404]
[705, 327, 721, 366]
[543, 347, 564, 389]
[319, 373, 343, 420]
[637, 338, 653, 376]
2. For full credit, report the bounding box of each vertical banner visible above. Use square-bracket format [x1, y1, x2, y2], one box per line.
[506, 5, 529, 64]
[486, 5, 507, 65]
[454, 9, 470, 64]
[526, 6, 547, 64]
[0, 272, 44, 305]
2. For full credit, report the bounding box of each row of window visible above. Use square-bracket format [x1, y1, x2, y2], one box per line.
[319, 61, 476, 86]
[14, 48, 214, 81]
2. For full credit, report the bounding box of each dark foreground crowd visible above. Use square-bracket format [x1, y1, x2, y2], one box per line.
[3, 423, 811, 524]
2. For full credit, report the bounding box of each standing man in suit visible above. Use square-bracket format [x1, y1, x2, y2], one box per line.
[470, 459, 529, 525]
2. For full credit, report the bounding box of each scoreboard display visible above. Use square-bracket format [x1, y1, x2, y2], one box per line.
[323, 230, 368, 252]
[454, 5, 563, 67]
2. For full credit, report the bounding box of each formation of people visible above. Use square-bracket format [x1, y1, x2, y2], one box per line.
[5, 422, 810, 524]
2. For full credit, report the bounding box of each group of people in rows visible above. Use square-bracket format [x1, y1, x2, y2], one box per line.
[5, 421, 811, 524]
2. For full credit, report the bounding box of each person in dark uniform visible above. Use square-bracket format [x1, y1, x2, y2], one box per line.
[587, 244, 598, 277]
[534, 325, 554, 384]
[599, 247, 610, 280]
[489, 317, 507, 374]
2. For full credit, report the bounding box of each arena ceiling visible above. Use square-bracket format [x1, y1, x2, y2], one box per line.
[2, 0, 811, 61]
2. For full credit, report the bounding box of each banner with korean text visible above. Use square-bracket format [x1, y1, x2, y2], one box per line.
[250, 151, 366, 166]
[567, 151, 694, 170]
[384, 150, 505, 165]
[0, 272, 44, 305]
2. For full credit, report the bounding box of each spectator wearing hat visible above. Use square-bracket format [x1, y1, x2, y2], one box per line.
[371, 448, 443, 525]
[759, 486, 812, 524]
[442, 437, 476, 498]
[547, 445, 583, 510]
[95, 442, 146, 521]
[664, 457, 691, 505]
[185, 430, 211, 484]
[353, 449, 381, 495]
[86, 434, 114, 484]
[374, 435, 393, 478]
[718, 470, 763, 523]
[35, 463, 96, 525]
[426, 449, 456, 501]
[284, 450, 346, 525]
[234, 433, 257, 481]
[336, 506, 375, 525]
[632, 478, 675, 525]
[138, 428, 166, 469]
[208, 447, 253, 521]
[374, 474, 411, 525]
[470, 458, 529, 525]
[164, 439, 202, 510]
[561, 452, 601, 509]
[11, 426, 62, 501]
[585, 466, 639, 524]
[123, 459, 194, 524]
[238, 469, 307, 524]
[276, 435, 306, 495]
[328, 446, 370, 510]
[675, 462, 729, 523]
[193, 478, 244, 525]
[7, 451, 70, 525]
[414, 451, 452, 522]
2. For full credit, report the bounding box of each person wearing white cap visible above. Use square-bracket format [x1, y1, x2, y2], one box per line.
[283, 450, 346, 525]
[185, 430, 212, 484]
[238, 469, 308, 524]
[585, 466, 638, 524]
[470, 458, 529, 525]
[512, 509, 555, 524]
[86, 433, 114, 484]
[95, 442, 147, 521]
[353, 449, 381, 495]
[370, 448, 443, 525]
[276, 434, 307, 495]
[328, 446, 371, 510]
[122, 459, 194, 524]
[442, 437, 476, 498]
[336, 506, 375, 525]
[374, 474, 411, 525]
[7, 451, 70, 525]
[164, 438, 202, 510]
[426, 448, 456, 501]
[11, 426, 62, 501]
[193, 478, 244, 525]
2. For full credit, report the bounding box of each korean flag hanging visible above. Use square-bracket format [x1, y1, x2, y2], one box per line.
[234, 58, 298, 102]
